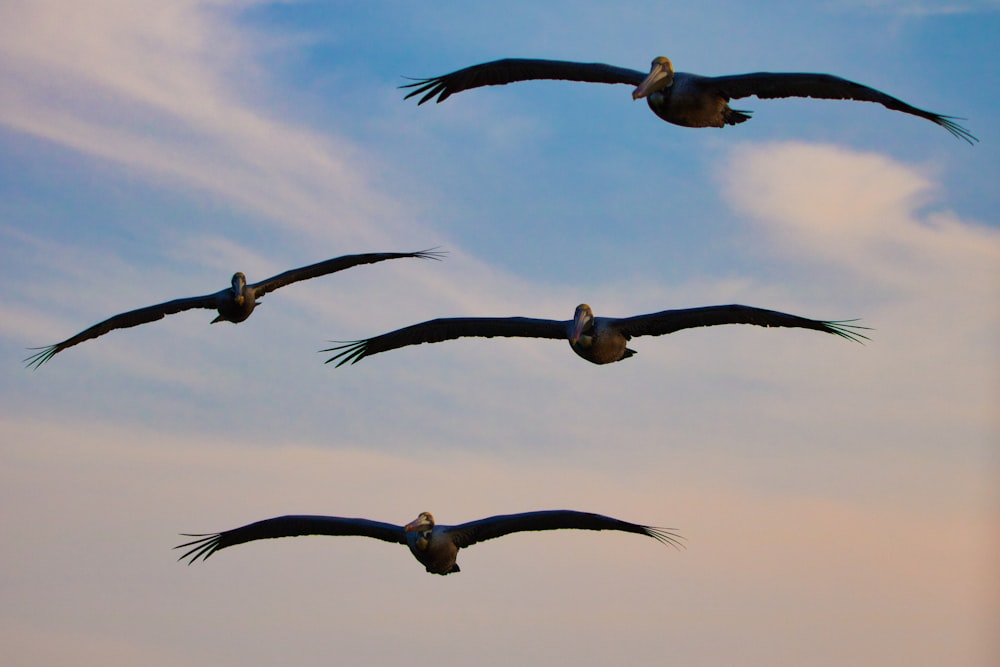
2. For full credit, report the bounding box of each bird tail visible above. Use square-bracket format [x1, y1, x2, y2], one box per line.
[725, 108, 753, 125]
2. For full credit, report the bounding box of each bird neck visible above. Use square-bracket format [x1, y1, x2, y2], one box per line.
[414, 531, 431, 551]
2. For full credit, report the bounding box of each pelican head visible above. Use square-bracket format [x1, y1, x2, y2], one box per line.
[230, 272, 247, 306]
[569, 303, 595, 347]
[404, 512, 435, 533]
[632, 56, 674, 100]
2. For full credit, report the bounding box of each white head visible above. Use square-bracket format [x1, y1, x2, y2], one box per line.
[632, 56, 675, 100]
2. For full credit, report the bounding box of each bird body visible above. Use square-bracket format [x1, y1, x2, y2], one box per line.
[404, 513, 462, 574]
[210, 272, 256, 324]
[569, 306, 637, 364]
[24, 249, 444, 368]
[644, 71, 752, 127]
[324, 303, 868, 367]
[176, 510, 681, 575]
[403, 56, 976, 142]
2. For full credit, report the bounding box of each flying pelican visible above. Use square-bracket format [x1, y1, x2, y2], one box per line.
[323, 303, 868, 367]
[176, 510, 682, 575]
[24, 249, 444, 368]
[402, 57, 977, 143]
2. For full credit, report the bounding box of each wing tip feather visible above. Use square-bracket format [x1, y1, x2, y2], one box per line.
[23, 345, 59, 370]
[414, 247, 448, 261]
[824, 319, 872, 344]
[174, 533, 223, 565]
[400, 77, 450, 104]
[934, 114, 978, 144]
[321, 340, 368, 366]
[644, 526, 686, 550]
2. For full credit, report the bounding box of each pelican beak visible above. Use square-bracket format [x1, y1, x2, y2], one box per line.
[632, 58, 673, 100]
[231, 272, 246, 306]
[569, 305, 590, 346]
[404, 514, 432, 532]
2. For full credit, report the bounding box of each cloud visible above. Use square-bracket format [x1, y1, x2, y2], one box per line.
[0, 0, 395, 243]
[1, 5, 996, 665]
[720, 141, 1000, 315]
[717, 141, 1000, 435]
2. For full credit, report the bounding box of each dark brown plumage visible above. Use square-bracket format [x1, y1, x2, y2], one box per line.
[403, 57, 976, 143]
[324, 303, 868, 367]
[25, 249, 444, 368]
[176, 510, 682, 575]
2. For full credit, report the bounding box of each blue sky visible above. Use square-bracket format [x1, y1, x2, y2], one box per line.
[2, 1, 998, 665]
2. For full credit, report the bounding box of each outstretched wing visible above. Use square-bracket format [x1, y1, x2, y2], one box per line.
[24, 291, 226, 369]
[250, 248, 445, 297]
[443, 510, 683, 549]
[323, 316, 568, 367]
[175, 515, 407, 564]
[402, 58, 646, 104]
[611, 304, 869, 343]
[705, 72, 976, 143]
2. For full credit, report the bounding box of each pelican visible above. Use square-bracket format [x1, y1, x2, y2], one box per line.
[24, 249, 444, 368]
[176, 510, 682, 575]
[323, 303, 868, 367]
[402, 57, 976, 143]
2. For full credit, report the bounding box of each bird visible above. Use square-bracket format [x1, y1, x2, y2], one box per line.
[402, 56, 977, 143]
[323, 302, 868, 367]
[24, 249, 445, 368]
[176, 510, 682, 575]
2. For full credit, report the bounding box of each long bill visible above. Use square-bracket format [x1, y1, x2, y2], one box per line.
[404, 513, 433, 532]
[569, 305, 591, 346]
[231, 272, 247, 305]
[632, 57, 673, 100]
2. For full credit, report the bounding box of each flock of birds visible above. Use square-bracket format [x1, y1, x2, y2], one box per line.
[28, 55, 974, 575]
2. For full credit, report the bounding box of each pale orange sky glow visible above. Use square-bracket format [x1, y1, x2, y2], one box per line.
[2, 2, 998, 666]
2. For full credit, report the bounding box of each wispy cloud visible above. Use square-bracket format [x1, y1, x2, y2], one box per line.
[719, 140, 1000, 432]
[1, 6, 995, 664]
[0, 0, 395, 242]
[721, 141, 1000, 293]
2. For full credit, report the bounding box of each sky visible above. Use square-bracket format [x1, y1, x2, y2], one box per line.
[1, 1, 998, 665]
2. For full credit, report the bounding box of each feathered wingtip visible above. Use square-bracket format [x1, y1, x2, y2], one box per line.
[823, 319, 872, 344]
[933, 114, 978, 145]
[644, 526, 686, 550]
[175, 533, 223, 565]
[400, 77, 451, 105]
[23, 345, 59, 370]
[321, 340, 368, 367]
[413, 247, 448, 261]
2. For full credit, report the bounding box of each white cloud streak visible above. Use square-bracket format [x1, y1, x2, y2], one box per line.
[1, 5, 997, 666]
[0, 0, 395, 243]
[719, 141, 1000, 440]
